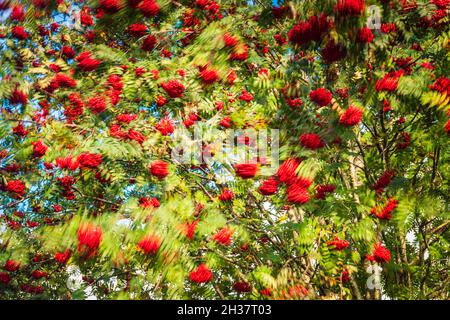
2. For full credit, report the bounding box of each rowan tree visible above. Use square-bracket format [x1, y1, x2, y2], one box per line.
[0, 0, 449, 300]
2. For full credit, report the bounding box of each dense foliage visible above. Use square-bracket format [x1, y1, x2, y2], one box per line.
[0, 0, 449, 300]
